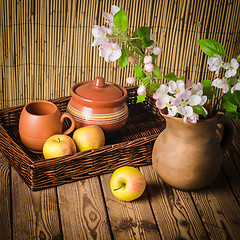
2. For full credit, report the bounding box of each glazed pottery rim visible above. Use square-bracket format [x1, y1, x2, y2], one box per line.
[71, 81, 127, 106]
[24, 100, 59, 117]
[159, 108, 218, 124]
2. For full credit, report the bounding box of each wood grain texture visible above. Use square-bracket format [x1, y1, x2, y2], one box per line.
[0, 153, 12, 240]
[57, 177, 112, 240]
[140, 165, 209, 240]
[100, 172, 161, 240]
[11, 168, 62, 240]
[191, 172, 240, 240]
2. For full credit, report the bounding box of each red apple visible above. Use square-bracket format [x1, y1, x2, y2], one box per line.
[43, 134, 76, 159]
[110, 166, 146, 201]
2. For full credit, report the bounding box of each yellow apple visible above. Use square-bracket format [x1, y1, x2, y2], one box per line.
[43, 134, 77, 159]
[72, 125, 105, 152]
[110, 166, 146, 201]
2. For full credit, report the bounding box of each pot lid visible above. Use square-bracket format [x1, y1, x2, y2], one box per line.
[75, 77, 123, 101]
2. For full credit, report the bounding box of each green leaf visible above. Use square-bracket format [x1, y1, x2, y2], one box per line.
[112, 27, 120, 35]
[222, 90, 240, 119]
[224, 110, 240, 120]
[150, 82, 160, 89]
[222, 98, 238, 113]
[128, 41, 144, 56]
[113, 8, 128, 31]
[137, 27, 154, 47]
[132, 30, 143, 47]
[134, 65, 145, 79]
[198, 39, 226, 57]
[137, 27, 150, 38]
[153, 65, 162, 78]
[106, 33, 119, 38]
[192, 106, 206, 118]
[201, 79, 217, 99]
[150, 53, 158, 64]
[237, 54, 240, 62]
[136, 91, 147, 103]
[177, 75, 185, 81]
[163, 72, 178, 81]
[146, 84, 154, 95]
[229, 75, 238, 86]
[225, 89, 240, 106]
[118, 46, 129, 69]
[147, 82, 160, 94]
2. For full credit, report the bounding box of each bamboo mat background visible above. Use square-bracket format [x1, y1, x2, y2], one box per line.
[0, 0, 240, 108]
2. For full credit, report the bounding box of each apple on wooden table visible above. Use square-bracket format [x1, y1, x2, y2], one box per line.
[110, 166, 146, 201]
[43, 134, 77, 159]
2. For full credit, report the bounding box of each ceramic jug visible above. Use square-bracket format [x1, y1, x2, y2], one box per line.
[152, 111, 234, 190]
[19, 100, 75, 153]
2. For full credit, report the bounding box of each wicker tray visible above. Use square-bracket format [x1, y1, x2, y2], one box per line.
[0, 87, 165, 191]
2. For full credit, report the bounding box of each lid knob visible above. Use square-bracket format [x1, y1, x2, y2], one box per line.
[93, 77, 105, 88]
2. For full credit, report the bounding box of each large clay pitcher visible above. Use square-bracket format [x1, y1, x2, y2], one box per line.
[152, 111, 234, 191]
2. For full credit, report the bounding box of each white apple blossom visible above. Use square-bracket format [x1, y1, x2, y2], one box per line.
[107, 28, 113, 35]
[168, 80, 185, 95]
[144, 56, 152, 64]
[153, 84, 169, 100]
[231, 81, 240, 93]
[191, 82, 204, 94]
[126, 77, 135, 84]
[154, 80, 208, 122]
[223, 58, 239, 78]
[150, 34, 156, 41]
[212, 78, 229, 93]
[184, 112, 199, 124]
[137, 85, 146, 95]
[99, 43, 122, 62]
[155, 94, 173, 110]
[103, 5, 120, 27]
[167, 105, 178, 116]
[207, 55, 223, 76]
[147, 34, 157, 49]
[128, 55, 137, 63]
[91, 25, 109, 46]
[144, 63, 154, 73]
[153, 47, 162, 55]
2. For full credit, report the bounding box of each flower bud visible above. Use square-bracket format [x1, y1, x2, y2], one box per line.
[137, 85, 146, 95]
[153, 47, 162, 55]
[126, 77, 135, 84]
[144, 56, 152, 64]
[144, 63, 154, 73]
[107, 28, 113, 36]
[128, 55, 137, 64]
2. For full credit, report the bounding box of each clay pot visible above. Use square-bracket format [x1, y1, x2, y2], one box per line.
[19, 100, 75, 153]
[152, 110, 234, 191]
[67, 77, 128, 132]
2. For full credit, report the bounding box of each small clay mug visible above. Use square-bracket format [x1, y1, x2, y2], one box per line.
[19, 100, 75, 153]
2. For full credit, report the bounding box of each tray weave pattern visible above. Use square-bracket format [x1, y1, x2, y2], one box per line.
[0, 87, 165, 190]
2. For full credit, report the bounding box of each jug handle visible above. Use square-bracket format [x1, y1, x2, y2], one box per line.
[217, 114, 234, 153]
[61, 113, 76, 135]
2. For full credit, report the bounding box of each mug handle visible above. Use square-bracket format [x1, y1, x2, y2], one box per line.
[60, 113, 75, 135]
[217, 114, 234, 153]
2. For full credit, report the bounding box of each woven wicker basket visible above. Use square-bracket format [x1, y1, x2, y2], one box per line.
[0, 87, 165, 191]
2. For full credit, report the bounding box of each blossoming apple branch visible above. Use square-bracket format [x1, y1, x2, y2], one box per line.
[92, 5, 240, 123]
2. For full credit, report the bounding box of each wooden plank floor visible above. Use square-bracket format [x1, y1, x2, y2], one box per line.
[1, 121, 240, 240]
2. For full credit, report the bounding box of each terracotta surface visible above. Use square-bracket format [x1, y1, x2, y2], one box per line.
[67, 77, 128, 132]
[152, 111, 234, 191]
[19, 100, 75, 153]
